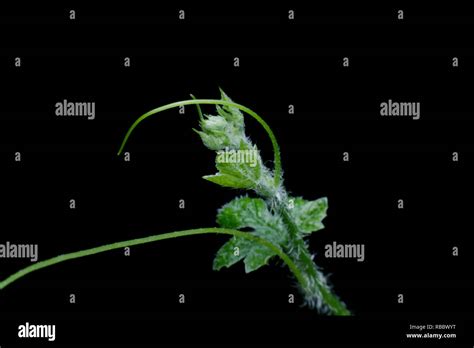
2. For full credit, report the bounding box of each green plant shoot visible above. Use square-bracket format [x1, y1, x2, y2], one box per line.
[0, 90, 350, 316]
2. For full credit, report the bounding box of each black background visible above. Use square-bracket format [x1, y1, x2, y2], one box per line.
[0, 2, 473, 346]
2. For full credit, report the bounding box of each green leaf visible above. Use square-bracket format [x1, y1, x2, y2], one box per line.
[291, 197, 328, 234]
[196, 113, 243, 151]
[203, 172, 254, 189]
[195, 90, 245, 152]
[217, 196, 287, 244]
[195, 91, 269, 192]
[216, 89, 244, 126]
[203, 141, 263, 190]
[213, 236, 252, 270]
[213, 196, 288, 273]
[194, 129, 225, 151]
[217, 196, 266, 228]
[244, 244, 276, 273]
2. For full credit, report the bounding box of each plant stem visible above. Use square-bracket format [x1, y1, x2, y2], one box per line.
[277, 203, 351, 316]
[0, 228, 304, 292]
[116, 99, 282, 187]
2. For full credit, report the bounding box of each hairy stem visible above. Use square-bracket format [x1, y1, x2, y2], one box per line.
[272, 201, 350, 315]
[116, 99, 282, 187]
[0, 228, 304, 292]
[110, 97, 349, 314]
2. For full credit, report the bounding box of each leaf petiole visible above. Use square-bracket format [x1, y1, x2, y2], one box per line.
[0, 228, 304, 292]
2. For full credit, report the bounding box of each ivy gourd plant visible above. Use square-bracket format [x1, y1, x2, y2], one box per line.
[0, 90, 350, 316]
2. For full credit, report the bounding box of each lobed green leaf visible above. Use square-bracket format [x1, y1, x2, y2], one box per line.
[213, 196, 287, 273]
[290, 197, 328, 234]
